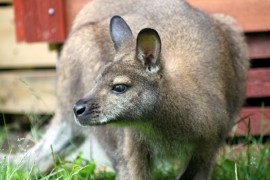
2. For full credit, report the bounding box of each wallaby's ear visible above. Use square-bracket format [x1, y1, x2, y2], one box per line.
[110, 16, 133, 50]
[136, 28, 161, 73]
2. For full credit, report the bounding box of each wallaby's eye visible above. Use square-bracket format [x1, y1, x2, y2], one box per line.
[112, 84, 128, 94]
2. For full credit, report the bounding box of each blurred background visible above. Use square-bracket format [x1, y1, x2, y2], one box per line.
[0, 0, 270, 178]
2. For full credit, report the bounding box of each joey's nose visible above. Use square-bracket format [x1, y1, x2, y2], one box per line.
[73, 103, 86, 117]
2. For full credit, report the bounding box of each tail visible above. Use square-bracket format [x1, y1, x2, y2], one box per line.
[212, 14, 249, 128]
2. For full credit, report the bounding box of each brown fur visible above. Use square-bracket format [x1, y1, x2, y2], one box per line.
[2, 0, 249, 179]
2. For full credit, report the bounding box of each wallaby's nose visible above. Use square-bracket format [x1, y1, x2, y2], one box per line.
[73, 103, 86, 117]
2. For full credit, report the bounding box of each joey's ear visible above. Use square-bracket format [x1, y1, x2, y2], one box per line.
[110, 16, 133, 50]
[136, 28, 161, 73]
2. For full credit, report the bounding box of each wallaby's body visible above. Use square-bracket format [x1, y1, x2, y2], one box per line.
[2, 0, 248, 179]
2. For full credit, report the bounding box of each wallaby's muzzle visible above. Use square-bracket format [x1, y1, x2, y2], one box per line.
[73, 98, 102, 126]
[73, 101, 86, 117]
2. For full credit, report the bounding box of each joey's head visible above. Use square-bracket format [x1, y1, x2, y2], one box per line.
[73, 16, 163, 126]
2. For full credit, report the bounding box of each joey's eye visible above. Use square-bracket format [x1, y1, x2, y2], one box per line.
[112, 84, 128, 94]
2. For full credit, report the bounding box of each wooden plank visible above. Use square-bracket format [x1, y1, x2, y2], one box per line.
[24, 0, 66, 42]
[0, 70, 56, 113]
[0, 0, 12, 3]
[188, 0, 270, 32]
[246, 33, 270, 59]
[246, 69, 270, 98]
[13, 0, 66, 43]
[13, 0, 25, 41]
[234, 107, 270, 136]
[0, 7, 57, 68]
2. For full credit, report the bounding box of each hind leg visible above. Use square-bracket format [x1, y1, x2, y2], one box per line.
[177, 144, 220, 180]
[178, 156, 214, 180]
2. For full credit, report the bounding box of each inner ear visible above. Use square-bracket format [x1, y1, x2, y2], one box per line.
[110, 16, 133, 50]
[136, 28, 161, 72]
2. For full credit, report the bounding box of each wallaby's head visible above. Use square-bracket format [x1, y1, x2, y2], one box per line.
[73, 16, 163, 126]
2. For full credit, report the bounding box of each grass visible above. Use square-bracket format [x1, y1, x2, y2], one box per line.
[212, 119, 270, 180]
[0, 152, 115, 180]
[0, 156, 34, 180]
[0, 114, 270, 179]
[213, 143, 270, 180]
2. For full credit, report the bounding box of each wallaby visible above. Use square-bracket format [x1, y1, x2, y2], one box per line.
[1, 0, 249, 179]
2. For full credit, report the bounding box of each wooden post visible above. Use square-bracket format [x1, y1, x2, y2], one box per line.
[13, 0, 66, 42]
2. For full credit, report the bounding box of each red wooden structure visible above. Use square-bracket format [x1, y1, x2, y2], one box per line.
[13, 0, 66, 42]
[13, 0, 270, 136]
